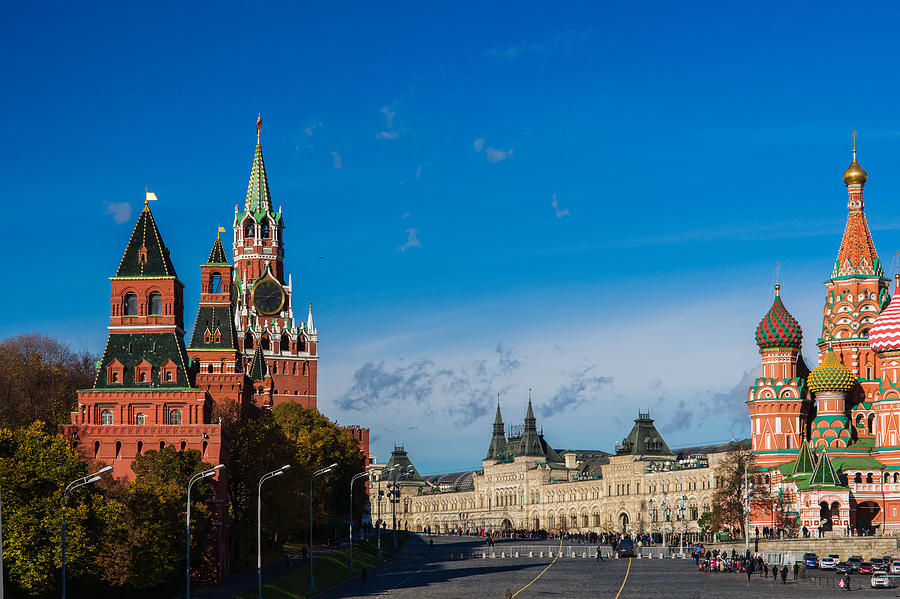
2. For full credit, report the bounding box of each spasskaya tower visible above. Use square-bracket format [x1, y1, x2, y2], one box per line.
[231, 115, 317, 408]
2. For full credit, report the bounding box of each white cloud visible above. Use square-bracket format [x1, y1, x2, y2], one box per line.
[331, 151, 343, 170]
[473, 137, 485, 152]
[485, 147, 513, 163]
[398, 228, 421, 252]
[104, 202, 131, 224]
[415, 165, 423, 179]
[304, 121, 323, 136]
[376, 106, 400, 140]
[551, 193, 570, 218]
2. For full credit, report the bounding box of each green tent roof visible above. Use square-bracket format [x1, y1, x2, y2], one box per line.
[791, 439, 815, 476]
[248, 345, 268, 380]
[810, 450, 844, 488]
[115, 204, 178, 278]
[207, 236, 229, 264]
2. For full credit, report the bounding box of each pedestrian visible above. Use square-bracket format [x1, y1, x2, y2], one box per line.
[430, 539, 434, 551]
[845, 571, 851, 591]
[362, 568, 367, 583]
[764, 562, 769, 578]
[746, 561, 753, 582]
[793, 561, 799, 579]
[772, 565, 778, 582]
[597, 545, 603, 561]
[781, 565, 787, 584]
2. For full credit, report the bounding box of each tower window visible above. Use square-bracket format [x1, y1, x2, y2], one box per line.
[280, 334, 289, 353]
[135, 413, 145, 425]
[261, 221, 270, 238]
[100, 409, 113, 425]
[244, 223, 254, 238]
[124, 293, 138, 316]
[245, 335, 253, 350]
[139, 371, 147, 383]
[111, 372, 119, 383]
[148, 292, 162, 315]
[210, 273, 222, 293]
[169, 409, 183, 425]
[261, 336, 270, 351]
[166, 370, 173, 381]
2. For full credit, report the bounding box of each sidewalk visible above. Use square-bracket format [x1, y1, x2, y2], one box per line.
[176, 531, 383, 599]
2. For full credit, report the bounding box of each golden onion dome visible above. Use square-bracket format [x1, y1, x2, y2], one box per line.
[808, 348, 856, 394]
[843, 148, 867, 186]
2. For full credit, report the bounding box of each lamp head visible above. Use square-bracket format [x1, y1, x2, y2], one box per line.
[272, 470, 284, 478]
[202, 470, 216, 478]
[328, 462, 338, 469]
[281, 464, 292, 472]
[86, 475, 102, 484]
[96, 466, 113, 475]
[213, 464, 225, 471]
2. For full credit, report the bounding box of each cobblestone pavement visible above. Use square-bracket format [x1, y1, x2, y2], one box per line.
[321, 536, 899, 598]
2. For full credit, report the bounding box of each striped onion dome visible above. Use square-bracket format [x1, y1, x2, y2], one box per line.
[755, 285, 803, 350]
[808, 348, 856, 394]
[869, 279, 900, 353]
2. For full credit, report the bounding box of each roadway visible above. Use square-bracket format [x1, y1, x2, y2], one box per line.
[319, 535, 899, 598]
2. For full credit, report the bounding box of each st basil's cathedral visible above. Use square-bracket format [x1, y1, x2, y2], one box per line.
[749, 142, 900, 535]
[58, 117, 369, 580]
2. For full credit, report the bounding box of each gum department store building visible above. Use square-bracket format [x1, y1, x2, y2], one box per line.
[371, 398, 743, 537]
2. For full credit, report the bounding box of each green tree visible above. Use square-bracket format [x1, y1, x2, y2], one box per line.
[98, 446, 215, 590]
[272, 403, 367, 531]
[708, 444, 771, 538]
[0, 334, 94, 429]
[227, 410, 299, 568]
[0, 422, 106, 596]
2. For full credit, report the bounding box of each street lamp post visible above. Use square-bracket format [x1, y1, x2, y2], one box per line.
[743, 460, 753, 556]
[387, 466, 413, 549]
[659, 492, 669, 554]
[679, 494, 687, 556]
[309, 463, 337, 590]
[648, 493, 654, 547]
[258, 465, 291, 599]
[376, 466, 397, 558]
[186, 464, 224, 599]
[348, 470, 369, 571]
[62, 466, 112, 599]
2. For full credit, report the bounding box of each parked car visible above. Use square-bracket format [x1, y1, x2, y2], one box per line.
[820, 557, 837, 570]
[848, 556, 863, 572]
[836, 562, 852, 574]
[872, 571, 895, 589]
[871, 557, 884, 568]
[859, 562, 874, 574]
[616, 538, 636, 558]
[803, 553, 819, 568]
[891, 560, 900, 575]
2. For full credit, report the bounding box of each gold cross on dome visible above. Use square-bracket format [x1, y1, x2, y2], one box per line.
[775, 262, 780, 286]
[853, 130, 857, 151]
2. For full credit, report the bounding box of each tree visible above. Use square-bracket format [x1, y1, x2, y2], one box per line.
[226, 410, 299, 568]
[707, 444, 771, 538]
[98, 446, 215, 590]
[0, 334, 94, 429]
[272, 403, 368, 529]
[0, 422, 107, 596]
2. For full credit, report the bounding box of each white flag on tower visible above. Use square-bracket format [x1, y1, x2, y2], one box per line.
[146, 191, 158, 203]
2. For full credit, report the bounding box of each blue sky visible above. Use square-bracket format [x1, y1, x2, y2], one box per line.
[5, 1, 900, 472]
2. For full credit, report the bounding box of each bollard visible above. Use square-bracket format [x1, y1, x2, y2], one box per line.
[540, 551, 544, 557]
[501, 552, 505, 558]
[491, 552, 496, 559]
[549, 550, 553, 558]
[460, 553, 464, 560]
[583, 551, 587, 558]
[515, 552, 519, 558]
[529, 551, 533, 557]
[482, 552, 486, 559]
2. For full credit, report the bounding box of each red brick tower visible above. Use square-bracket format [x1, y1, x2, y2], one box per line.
[232, 116, 318, 408]
[187, 233, 250, 413]
[60, 199, 228, 579]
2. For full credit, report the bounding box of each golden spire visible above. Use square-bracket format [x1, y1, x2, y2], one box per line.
[256, 113, 263, 144]
[775, 262, 781, 296]
[843, 130, 868, 186]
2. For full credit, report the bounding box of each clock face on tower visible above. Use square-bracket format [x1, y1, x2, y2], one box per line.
[252, 280, 285, 315]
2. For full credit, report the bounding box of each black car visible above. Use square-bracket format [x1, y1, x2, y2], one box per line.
[616, 538, 636, 558]
[836, 562, 852, 574]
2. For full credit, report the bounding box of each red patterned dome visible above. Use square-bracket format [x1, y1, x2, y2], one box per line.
[756, 286, 803, 350]
[870, 279, 900, 353]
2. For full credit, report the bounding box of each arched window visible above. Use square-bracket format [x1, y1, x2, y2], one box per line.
[169, 409, 182, 425]
[868, 413, 875, 434]
[867, 473, 873, 484]
[245, 334, 254, 350]
[280, 334, 289, 353]
[261, 336, 270, 351]
[148, 292, 162, 315]
[207, 364, 213, 373]
[135, 412, 145, 425]
[136, 440, 143, 454]
[261, 220, 270, 238]
[115, 441, 122, 459]
[209, 273, 222, 293]
[100, 409, 113, 425]
[272, 362, 278, 374]
[93, 441, 100, 459]
[180, 441, 187, 451]
[165, 370, 173, 381]
[855, 472, 862, 483]
[139, 371, 147, 383]
[244, 223, 254, 238]
[124, 293, 138, 316]
[159, 441, 166, 450]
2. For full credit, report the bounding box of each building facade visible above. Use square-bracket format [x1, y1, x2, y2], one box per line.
[748, 144, 900, 535]
[370, 399, 742, 538]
